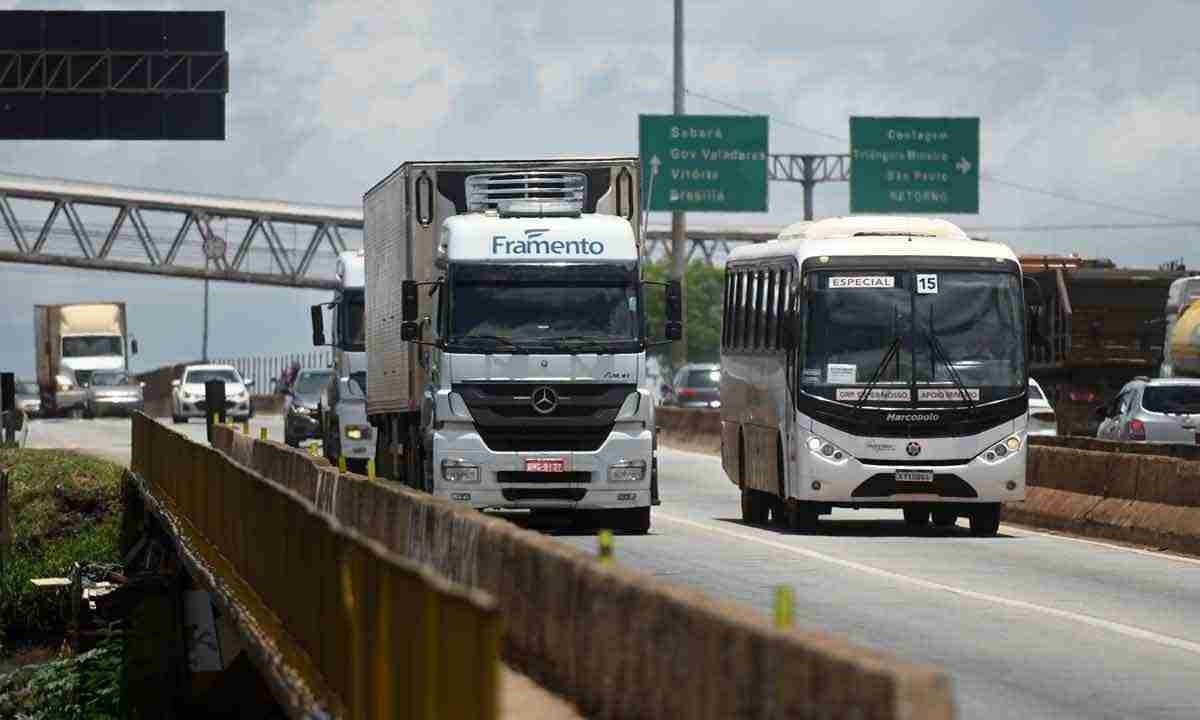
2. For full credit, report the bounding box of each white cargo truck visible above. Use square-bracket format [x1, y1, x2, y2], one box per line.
[34, 302, 137, 418]
[310, 249, 374, 473]
[362, 158, 680, 533]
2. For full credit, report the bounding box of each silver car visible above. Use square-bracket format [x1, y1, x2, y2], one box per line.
[85, 370, 145, 417]
[1096, 377, 1200, 444]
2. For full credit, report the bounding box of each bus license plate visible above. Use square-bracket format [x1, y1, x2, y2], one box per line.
[896, 469, 934, 483]
[525, 458, 565, 473]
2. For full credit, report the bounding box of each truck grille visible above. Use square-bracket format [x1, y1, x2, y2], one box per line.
[456, 382, 632, 452]
[497, 471, 591, 484]
[502, 488, 588, 502]
[477, 428, 611, 452]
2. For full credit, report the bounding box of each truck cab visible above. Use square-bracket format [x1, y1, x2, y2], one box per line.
[311, 250, 373, 472]
[364, 160, 679, 533]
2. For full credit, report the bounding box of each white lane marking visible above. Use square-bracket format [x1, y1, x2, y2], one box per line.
[656, 511, 1200, 656]
[999, 522, 1200, 567]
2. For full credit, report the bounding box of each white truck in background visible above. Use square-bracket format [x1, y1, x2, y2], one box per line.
[34, 302, 137, 418]
[311, 249, 374, 473]
[362, 158, 680, 533]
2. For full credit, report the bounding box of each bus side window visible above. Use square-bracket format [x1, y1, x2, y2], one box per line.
[764, 270, 777, 350]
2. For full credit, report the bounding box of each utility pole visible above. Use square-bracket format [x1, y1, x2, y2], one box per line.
[202, 260, 210, 362]
[670, 0, 687, 371]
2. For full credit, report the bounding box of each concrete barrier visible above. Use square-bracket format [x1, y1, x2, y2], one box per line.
[213, 425, 956, 720]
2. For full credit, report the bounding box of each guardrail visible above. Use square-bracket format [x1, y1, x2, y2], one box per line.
[130, 413, 501, 719]
[213, 424, 957, 720]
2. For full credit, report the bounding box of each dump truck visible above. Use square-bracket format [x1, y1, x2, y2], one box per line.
[359, 158, 680, 533]
[34, 303, 136, 418]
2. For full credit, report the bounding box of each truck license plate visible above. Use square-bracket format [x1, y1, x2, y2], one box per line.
[525, 458, 565, 473]
[895, 469, 934, 483]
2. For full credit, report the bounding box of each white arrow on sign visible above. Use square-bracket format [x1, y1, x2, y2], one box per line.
[955, 157, 972, 175]
[650, 154, 662, 175]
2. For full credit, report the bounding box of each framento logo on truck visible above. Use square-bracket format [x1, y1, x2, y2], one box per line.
[492, 229, 605, 256]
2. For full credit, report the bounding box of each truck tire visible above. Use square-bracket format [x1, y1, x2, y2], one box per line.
[785, 500, 820, 531]
[740, 488, 769, 525]
[903, 507, 930, 526]
[595, 507, 651, 535]
[69, 406, 84, 420]
[931, 509, 958, 527]
[346, 458, 368, 475]
[969, 504, 1002, 537]
[172, 415, 186, 424]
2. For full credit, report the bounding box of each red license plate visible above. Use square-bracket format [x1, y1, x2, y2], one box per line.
[525, 458, 565, 473]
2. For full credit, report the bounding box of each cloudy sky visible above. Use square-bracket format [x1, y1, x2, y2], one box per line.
[2, 0, 1199, 375]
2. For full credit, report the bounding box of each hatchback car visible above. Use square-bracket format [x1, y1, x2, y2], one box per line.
[85, 370, 145, 417]
[1027, 378, 1057, 436]
[1096, 377, 1200, 444]
[171, 364, 254, 423]
[661, 363, 721, 408]
[284, 368, 334, 447]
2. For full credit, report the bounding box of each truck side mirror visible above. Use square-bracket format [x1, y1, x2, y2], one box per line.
[402, 280, 419, 322]
[1093, 405, 1108, 421]
[311, 304, 326, 346]
[130, 338, 139, 355]
[665, 322, 683, 341]
[401, 322, 419, 342]
[666, 280, 682, 323]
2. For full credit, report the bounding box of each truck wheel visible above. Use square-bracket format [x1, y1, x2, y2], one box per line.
[931, 509, 958, 527]
[740, 489, 769, 525]
[969, 504, 1002, 537]
[69, 406, 84, 420]
[785, 500, 820, 531]
[172, 415, 186, 424]
[903, 507, 930, 526]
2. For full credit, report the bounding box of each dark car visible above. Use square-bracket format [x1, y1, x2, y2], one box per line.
[284, 369, 334, 447]
[661, 363, 721, 409]
[85, 370, 145, 417]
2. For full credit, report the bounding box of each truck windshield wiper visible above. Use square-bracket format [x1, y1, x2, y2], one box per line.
[925, 310, 977, 410]
[452, 334, 520, 351]
[854, 335, 904, 411]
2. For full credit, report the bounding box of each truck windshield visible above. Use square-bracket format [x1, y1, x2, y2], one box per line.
[294, 371, 333, 395]
[62, 336, 122, 358]
[802, 270, 1025, 406]
[449, 264, 641, 351]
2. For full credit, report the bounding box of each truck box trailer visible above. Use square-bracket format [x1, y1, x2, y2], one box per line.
[34, 302, 134, 417]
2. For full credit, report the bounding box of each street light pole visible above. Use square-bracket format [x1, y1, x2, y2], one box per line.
[202, 260, 209, 362]
[670, 0, 688, 371]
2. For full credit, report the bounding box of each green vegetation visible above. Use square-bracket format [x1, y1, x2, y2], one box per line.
[0, 450, 123, 652]
[0, 633, 122, 719]
[643, 260, 725, 372]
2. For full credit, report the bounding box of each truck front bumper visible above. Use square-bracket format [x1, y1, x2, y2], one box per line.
[431, 424, 653, 511]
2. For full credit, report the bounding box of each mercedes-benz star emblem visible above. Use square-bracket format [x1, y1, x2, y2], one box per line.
[531, 386, 558, 415]
[906, 442, 922, 457]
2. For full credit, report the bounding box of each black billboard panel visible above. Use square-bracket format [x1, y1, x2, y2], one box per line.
[0, 10, 227, 140]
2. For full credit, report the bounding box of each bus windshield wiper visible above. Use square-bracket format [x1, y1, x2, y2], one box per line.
[925, 311, 977, 410]
[453, 334, 520, 351]
[854, 335, 904, 411]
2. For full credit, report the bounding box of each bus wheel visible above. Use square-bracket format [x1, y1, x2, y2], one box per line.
[903, 507, 930, 526]
[931, 509, 958, 527]
[785, 500, 819, 531]
[740, 489, 769, 525]
[969, 504, 1002, 537]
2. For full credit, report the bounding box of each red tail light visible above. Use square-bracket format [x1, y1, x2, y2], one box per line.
[679, 388, 698, 398]
[1127, 418, 1147, 441]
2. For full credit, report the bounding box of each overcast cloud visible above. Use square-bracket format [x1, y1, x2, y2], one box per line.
[2, 0, 1199, 375]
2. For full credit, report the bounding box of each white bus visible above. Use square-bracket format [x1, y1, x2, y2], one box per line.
[719, 216, 1027, 536]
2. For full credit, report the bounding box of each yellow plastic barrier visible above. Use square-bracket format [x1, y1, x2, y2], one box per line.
[130, 413, 500, 720]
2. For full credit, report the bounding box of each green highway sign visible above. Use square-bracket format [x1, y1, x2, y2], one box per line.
[850, 117, 979, 214]
[638, 114, 769, 212]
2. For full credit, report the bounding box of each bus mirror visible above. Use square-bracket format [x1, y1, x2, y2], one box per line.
[402, 280, 419, 322]
[665, 321, 683, 341]
[130, 338, 139, 355]
[401, 321, 420, 342]
[666, 280, 682, 323]
[310, 305, 326, 346]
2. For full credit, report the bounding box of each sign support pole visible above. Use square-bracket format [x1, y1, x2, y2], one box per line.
[671, 0, 688, 370]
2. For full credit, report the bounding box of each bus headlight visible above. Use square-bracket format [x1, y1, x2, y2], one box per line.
[807, 434, 850, 464]
[441, 459, 480, 484]
[979, 435, 1023, 464]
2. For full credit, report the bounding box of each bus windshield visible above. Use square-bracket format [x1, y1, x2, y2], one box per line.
[802, 270, 1025, 406]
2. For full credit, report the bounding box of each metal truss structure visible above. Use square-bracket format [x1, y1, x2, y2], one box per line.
[768, 154, 851, 220]
[0, 50, 228, 94]
[0, 173, 360, 289]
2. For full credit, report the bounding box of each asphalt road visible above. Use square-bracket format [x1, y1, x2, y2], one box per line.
[22, 418, 1200, 719]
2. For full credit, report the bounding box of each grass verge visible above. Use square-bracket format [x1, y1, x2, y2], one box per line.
[1, 449, 123, 654]
[0, 632, 122, 719]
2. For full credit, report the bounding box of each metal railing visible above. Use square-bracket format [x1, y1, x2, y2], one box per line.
[212, 351, 333, 393]
[130, 414, 500, 718]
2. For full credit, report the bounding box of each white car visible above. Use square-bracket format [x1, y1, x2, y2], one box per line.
[171, 364, 254, 423]
[1028, 377, 1057, 436]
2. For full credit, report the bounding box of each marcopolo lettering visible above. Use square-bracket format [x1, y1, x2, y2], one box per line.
[885, 412, 941, 422]
[492, 235, 605, 256]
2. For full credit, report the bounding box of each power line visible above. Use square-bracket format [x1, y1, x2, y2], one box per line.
[686, 88, 1200, 224]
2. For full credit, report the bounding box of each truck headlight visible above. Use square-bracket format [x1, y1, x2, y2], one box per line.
[345, 425, 370, 440]
[608, 459, 646, 483]
[56, 375, 73, 391]
[441, 458, 480, 484]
